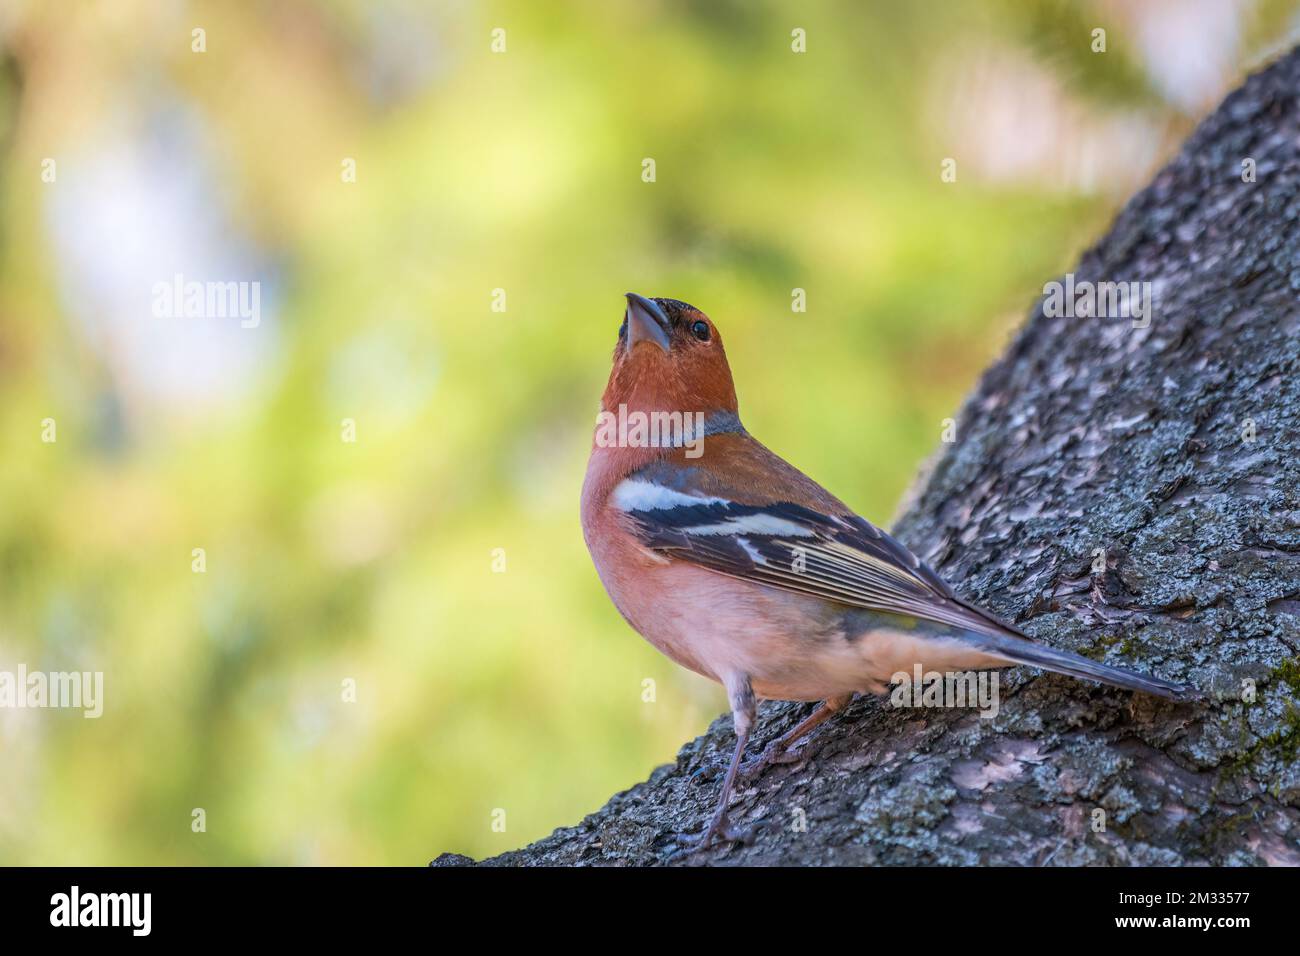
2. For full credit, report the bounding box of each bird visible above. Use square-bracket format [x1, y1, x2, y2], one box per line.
[580, 292, 1196, 849]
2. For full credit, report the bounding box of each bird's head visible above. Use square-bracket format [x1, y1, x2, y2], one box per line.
[600, 293, 738, 419]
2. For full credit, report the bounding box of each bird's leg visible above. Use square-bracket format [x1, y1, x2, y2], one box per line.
[739, 693, 852, 779]
[685, 674, 756, 850]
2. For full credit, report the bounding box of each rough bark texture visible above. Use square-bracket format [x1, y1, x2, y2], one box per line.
[440, 49, 1300, 867]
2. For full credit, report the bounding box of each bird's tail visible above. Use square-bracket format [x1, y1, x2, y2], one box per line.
[966, 628, 1199, 702]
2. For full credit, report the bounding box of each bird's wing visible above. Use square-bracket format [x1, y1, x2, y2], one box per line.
[611, 434, 1019, 639]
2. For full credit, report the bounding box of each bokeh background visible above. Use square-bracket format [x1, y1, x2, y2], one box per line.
[1, 0, 1296, 864]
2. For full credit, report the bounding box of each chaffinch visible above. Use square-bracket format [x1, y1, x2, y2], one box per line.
[581, 293, 1195, 849]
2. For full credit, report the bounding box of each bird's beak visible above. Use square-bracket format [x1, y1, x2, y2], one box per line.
[624, 292, 671, 353]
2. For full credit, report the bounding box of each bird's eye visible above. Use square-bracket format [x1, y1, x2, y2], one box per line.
[690, 320, 710, 341]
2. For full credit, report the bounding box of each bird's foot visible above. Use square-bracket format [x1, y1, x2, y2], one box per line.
[738, 739, 806, 780]
[679, 809, 753, 853]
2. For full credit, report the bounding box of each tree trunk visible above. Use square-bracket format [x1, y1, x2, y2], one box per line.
[442, 47, 1300, 867]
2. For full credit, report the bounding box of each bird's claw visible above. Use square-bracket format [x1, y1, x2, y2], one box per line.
[680, 812, 752, 852]
[738, 740, 804, 780]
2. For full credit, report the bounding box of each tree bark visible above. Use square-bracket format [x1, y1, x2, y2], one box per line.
[441, 47, 1300, 867]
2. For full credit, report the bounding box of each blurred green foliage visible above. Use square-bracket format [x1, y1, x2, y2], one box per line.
[0, 0, 1294, 863]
